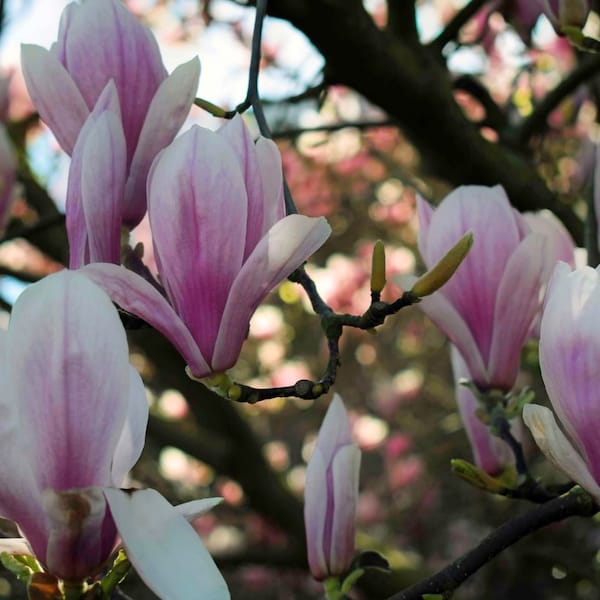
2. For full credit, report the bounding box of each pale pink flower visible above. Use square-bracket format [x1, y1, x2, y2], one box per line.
[524, 263, 600, 502]
[304, 395, 361, 580]
[21, 0, 199, 229]
[83, 116, 331, 378]
[0, 270, 228, 598]
[416, 185, 546, 391]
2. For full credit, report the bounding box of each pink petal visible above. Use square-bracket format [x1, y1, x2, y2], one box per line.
[523, 404, 600, 502]
[21, 44, 89, 154]
[304, 449, 328, 580]
[418, 291, 488, 387]
[8, 270, 130, 492]
[81, 263, 210, 377]
[218, 114, 266, 259]
[415, 194, 433, 261]
[111, 367, 149, 487]
[0, 331, 45, 552]
[124, 57, 200, 227]
[42, 487, 114, 581]
[66, 81, 121, 269]
[487, 233, 546, 389]
[212, 214, 330, 371]
[329, 444, 360, 575]
[539, 263, 600, 481]
[148, 126, 247, 364]
[256, 138, 285, 229]
[81, 110, 126, 265]
[315, 395, 354, 462]
[104, 489, 230, 600]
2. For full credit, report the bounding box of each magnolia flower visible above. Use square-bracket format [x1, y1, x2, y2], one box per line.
[0, 270, 229, 598]
[451, 347, 515, 475]
[416, 185, 546, 391]
[83, 116, 331, 378]
[304, 395, 361, 581]
[21, 0, 199, 229]
[524, 263, 600, 502]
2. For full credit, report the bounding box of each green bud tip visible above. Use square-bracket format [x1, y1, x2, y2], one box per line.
[411, 231, 473, 298]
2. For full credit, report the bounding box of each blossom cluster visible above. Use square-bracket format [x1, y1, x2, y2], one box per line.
[3, 0, 600, 597]
[2, 0, 331, 596]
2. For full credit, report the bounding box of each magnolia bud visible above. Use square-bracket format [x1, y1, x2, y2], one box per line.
[370, 240, 386, 294]
[410, 231, 473, 298]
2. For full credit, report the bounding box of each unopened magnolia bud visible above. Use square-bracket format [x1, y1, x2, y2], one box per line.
[370, 240, 386, 294]
[411, 232, 473, 298]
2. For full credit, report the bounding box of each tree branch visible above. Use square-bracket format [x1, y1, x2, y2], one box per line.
[387, 489, 597, 600]
[513, 53, 600, 146]
[263, 0, 583, 241]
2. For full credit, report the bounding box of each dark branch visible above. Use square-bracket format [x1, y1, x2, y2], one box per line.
[387, 489, 597, 600]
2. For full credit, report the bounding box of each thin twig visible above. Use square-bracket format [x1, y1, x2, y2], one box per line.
[228, 277, 417, 404]
[242, 0, 297, 214]
[386, 488, 597, 600]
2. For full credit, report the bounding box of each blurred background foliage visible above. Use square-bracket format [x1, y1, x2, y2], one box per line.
[0, 0, 600, 598]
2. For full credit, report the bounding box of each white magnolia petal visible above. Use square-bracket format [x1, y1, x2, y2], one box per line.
[523, 404, 600, 502]
[176, 497, 224, 522]
[21, 44, 89, 154]
[0, 538, 33, 556]
[105, 489, 230, 600]
[111, 367, 149, 487]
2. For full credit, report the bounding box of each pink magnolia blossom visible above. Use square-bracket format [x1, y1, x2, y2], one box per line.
[83, 116, 331, 378]
[0, 270, 229, 598]
[416, 185, 546, 391]
[21, 0, 199, 229]
[524, 263, 600, 502]
[304, 395, 361, 580]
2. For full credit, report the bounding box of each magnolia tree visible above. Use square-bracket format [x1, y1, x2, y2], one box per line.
[0, 0, 599, 598]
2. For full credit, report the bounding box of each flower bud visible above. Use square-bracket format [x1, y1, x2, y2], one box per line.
[410, 231, 473, 298]
[304, 396, 361, 581]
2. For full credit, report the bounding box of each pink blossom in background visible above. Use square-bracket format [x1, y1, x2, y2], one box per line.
[83, 116, 331, 378]
[524, 263, 600, 502]
[416, 185, 546, 391]
[0, 270, 228, 598]
[21, 0, 199, 230]
[304, 395, 361, 581]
